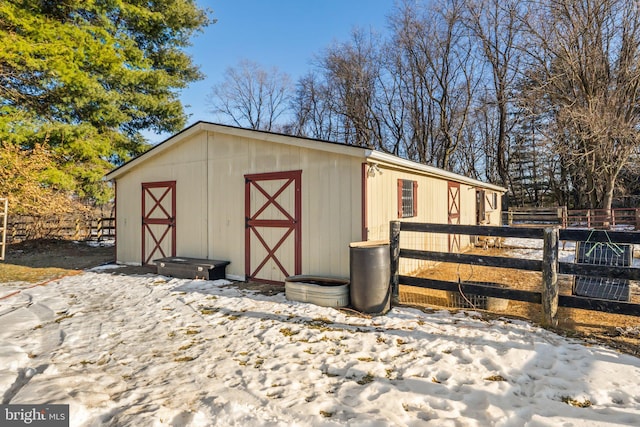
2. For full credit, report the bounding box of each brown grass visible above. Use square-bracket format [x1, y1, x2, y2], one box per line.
[0, 263, 73, 284]
[0, 239, 114, 285]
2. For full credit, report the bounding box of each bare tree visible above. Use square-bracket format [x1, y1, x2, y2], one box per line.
[454, 98, 499, 181]
[464, 0, 525, 189]
[387, 0, 477, 170]
[427, 0, 477, 170]
[285, 0, 640, 210]
[523, 0, 640, 212]
[388, 0, 437, 164]
[291, 72, 338, 140]
[372, 43, 408, 156]
[208, 59, 292, 131]
[320, 29, 382, 148]
[291, 30, 383, 148]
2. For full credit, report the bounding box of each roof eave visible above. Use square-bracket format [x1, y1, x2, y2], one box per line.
[105, 121, 506, 193]
[104, 121, 368, 181]
[104, 122, 207, 181]
[365, 150, 507, 193]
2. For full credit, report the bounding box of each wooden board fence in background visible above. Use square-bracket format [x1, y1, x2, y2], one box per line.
[6, 215, 115, 243]
[504, 206, 640, 230]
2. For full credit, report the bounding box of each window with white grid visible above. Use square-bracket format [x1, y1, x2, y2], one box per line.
[398, 179, 417, 218]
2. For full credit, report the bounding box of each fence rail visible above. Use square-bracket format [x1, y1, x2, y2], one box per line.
[389, 221, 640, 326]
[565, 208, 640, 229]
[504, 207, 640, 230]
[505, 207, 567, 227]
[6, 216, 115, 243]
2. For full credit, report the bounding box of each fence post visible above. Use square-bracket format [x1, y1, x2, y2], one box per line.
[389, 221, 401, 306]
[97, 218, 103, 241]
[541, 227, 559, 328]
[636, 208, 640, 230]
[0, 198, 7, 261]
[611, 209, 616, 228]
[508, 209, 513, 226]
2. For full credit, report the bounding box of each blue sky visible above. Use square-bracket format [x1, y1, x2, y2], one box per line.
[154, 0, 394, 142]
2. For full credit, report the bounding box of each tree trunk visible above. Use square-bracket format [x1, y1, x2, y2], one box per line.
[496, 105, 509, 189]
[601, 175, 616, 228]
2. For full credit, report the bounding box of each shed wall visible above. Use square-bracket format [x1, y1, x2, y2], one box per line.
[114, 130, 363, 280]
[113, 126, 503, 281]
[115, 132, 209, 265]
[205, 131, 362, 279]
[365, 165, 489, 274]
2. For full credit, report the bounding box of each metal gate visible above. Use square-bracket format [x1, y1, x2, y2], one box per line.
[245, 171, 301, 284]
[448, 182, 461, 253]
[142, 181, 176, 265]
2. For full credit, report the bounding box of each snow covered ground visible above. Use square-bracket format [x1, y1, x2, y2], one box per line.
[2, 263, 640, 426]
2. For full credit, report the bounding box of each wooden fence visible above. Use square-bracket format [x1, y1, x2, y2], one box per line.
[6, 216, 115, 243]
[0, 198, 7, 260]
[505, 207, 640, 229]
[505, 207, 567, 227]
[565, 208, 640, 229]
[389, 221, 640, 327]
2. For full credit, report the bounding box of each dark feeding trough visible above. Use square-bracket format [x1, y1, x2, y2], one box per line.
[155, 257, 230, 280]
[575, 241, 632, 266]
[573, 241, 632, 302]
[573, 276, 630, 302]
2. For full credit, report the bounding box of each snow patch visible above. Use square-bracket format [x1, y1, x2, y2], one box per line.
[0, 271, 638, 426]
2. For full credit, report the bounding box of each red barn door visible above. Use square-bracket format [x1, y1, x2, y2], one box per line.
[142, 181, 176, 265]
[448, 182, 461, 253]
[245, 171, 301, 285]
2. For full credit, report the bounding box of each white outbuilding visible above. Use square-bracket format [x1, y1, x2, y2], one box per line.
[105, 122, 506, 284]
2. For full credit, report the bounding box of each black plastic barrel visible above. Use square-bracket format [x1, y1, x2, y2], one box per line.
[349, 242, 391, 314]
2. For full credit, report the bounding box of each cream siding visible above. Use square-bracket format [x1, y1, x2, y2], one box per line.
[366, 166, 443, 274]
[115, 132, 209, 265]
[459, 183, 477, 235]
[114, 129, 363, 279]
[109, 122, 505, 281]
[481, 190, 503, 226]
[365, 164, 496, 274]
[206, 131, 362, 279]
